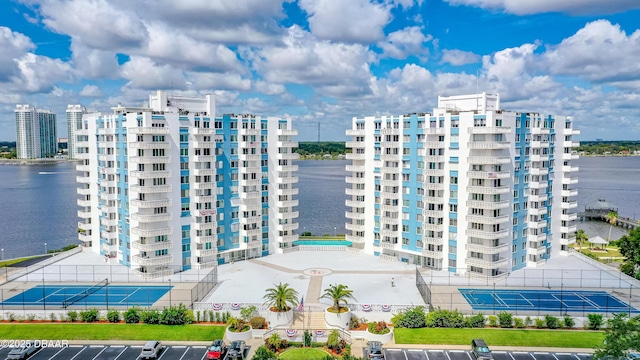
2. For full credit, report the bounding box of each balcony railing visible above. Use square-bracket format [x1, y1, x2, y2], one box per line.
[132, 254, 173, 266]
[131, 241, 173, 252]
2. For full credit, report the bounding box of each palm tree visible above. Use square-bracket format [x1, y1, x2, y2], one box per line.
[606, 211, 619, 242]
[575, 230, 588, 252]
[263, 282, 299, 312]
[321, 283, 356, 313]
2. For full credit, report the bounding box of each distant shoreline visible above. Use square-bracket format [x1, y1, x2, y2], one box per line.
[0, 159, 77, 166]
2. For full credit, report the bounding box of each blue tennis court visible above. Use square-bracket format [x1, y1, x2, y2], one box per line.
[1, 285, 172, 307]
[459, 288, 639, 313]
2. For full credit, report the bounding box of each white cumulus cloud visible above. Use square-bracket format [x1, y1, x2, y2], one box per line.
[444, 0, 640, 15]
[441, 49, 481, 66]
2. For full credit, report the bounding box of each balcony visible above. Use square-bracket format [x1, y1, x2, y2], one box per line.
[193, 222, 216, 231]
[130, 199, 172, 208]
[193, 194, 216, 203]
[132, 241, 173, 252]
[192, 182, 215, 190]
[562, 166, 580, 173]
[192, 128, 215, 135]
[466, 185, 510, 195]
[78, 221, 92, 231]
[465, 228, 509, 240]
[466, 243, 509, 255]
[380, 153, 399, 161]
[422, 249, 444, 258]
[276, 211, 299, 219]
[346, 188, 366, 196]
[129, 171, 171, 179]
[528, 181, 548, 189]
[468, 127, 511, 134]
[425, 127, 445, 135]
[345, 223, 364, 231]
[561, 213, 578, 221]
[276, 152, 298, 161]
[193, 155, 216, 163]
[194, 235, 216, 244]
[424, 183, 445, 190]
[529, 167, 549, 176]
[132, 268, 174, 279]
[530, 154, 549, 162]
[467, 171, 510, 179]
[131, 227, 172, 237]
[78, 233, 92, 243]
[76, 164, 90, 172]
[129, 156, 170, 164]
[77, 198, 92, 207]
[277, 164, 298, 173]
[279, 176, 299, 184]
[466, 214, 509, 225]
[346, 176, 364, 184]
[424, 223, 444, 231]
[346, 153, 367, 161]
[561, 225, 577, 233]
[531, 127, 550, 135]
[280, 234, 298, 243]
[238, 127, 260, 136]
[424, 155, 444, 162]
[345, 199, 361, 208]
[277, 199, 298, 208]
[346, 129, 366, 136]
[345, 141, 364, 149]
[128, 127, 170, 135]
[132, 254, 173, 266]
[192, 168, 216, 176]
[528, 193, 548, 202]
[467, 141, 510, 150]
[527, 246, 547, 256]
[466, 257, 509, 269]
[561, 189, 578, 197]
[194, 248, 217, 257]
[465, 200, 510, 210]
[527, 233, 547, 242]
[239, 153, 261, 162]
[528, 207, 548, 216]
[128, 142, 170, 149]
[131, 213, 172, 222]
[76, 176, 90, 183]
[130, 185, 172, 194]
[280, 129, 297, 137]
[276, 188, 298, 196]
[423, 237, 443, 245]
[101, 218, 118, 227]
[561, 201, 578, 209]
[277, 140, 297, 148]
[561, 176, 579, 185]
[380, 241, 396, 250]
[78, 209, 91, 219]
[468, 156, 510, 165]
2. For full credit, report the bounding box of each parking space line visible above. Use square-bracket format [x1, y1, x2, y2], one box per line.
[157, 347, 168, 359]
[112, 347, 128, 360]
[173, 346, 187, 348]
[513, 352, 529, 354]
[450, 350, 466, 352]
[387, 348, 403, 351]
[70, 347, 86, 360]
[404, 350, 409, 360]
[509, 353, 516, 360]
[192, 346, 206, 349]
[494, 351, 508, 353]
[90, 345, 104, 348]
[409, 349, 424, 351]
[555, 353, 571, 356]
[425, 350, 430, 360]
[178, 347, 190, 360]
[445, 350, 452, 360]
[92, 346, 108, 360]
[47, 347, 67, 359]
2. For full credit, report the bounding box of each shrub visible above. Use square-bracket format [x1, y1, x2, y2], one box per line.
[80, 308, 99, 322]
[67, 310, 78, 322]
[563, 315, 575, 329]
[425, 308, 466, 328]
[140, 309, 161, 324]
[587, 313, 604, 330]
[392, 306, 426, 328]
[524, 316, 532, 327]
[240, 305, 257, 322]
[223, 311, 230, 323]
[250, 316, 266, 329]
[349, 314, 360, 329]
[326, 330, 346, 354]
[514, 317, 525, 328]
[488, 315, 498, 327]
[26, 314, 36, 322]
[498, 311, 513, 328]
[253, 346, 277, 360]
[124, 307, 140, 324]
[367, 321, 390, 335]
[303, 330, 312, 347]
[466, 314, 486, 328]
[107, 309, 120, 323]
[208, 310, 214, 322]
[227, 317, 249, 332]
[535, 318, 546, 329]
[266, 333, 286, 352]
[215, 312, 221, 323]
[49, 313, 57, 322]
[196, 311, 201, 323]
[160, 304, 194, 325]
[7, 313, 16, 322]
[545, 315, 560, 329]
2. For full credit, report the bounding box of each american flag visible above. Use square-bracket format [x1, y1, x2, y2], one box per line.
[488, 172, 497, 179]
[298, 296, 304, 312]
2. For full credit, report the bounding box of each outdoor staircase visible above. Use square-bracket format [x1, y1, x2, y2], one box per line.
[290, 311, 326, 329]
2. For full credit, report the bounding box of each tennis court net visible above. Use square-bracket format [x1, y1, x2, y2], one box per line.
[62, 279, 109, 308]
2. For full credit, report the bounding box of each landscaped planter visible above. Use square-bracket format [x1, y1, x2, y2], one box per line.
[324, 308, 350, 330]
[268, 309, 293, 328]
[365, 327, 393, 343]
[225, 326, 252, 341]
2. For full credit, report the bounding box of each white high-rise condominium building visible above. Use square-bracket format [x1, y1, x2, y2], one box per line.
[345, 93, 579, 281]
[15, 105, 57, 159]
[76, 90, 299, 278]
[67, 105, 87, 160]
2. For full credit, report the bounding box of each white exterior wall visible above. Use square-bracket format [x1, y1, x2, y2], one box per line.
[15, 104, 41, 159]
[66, 105, 86, 160]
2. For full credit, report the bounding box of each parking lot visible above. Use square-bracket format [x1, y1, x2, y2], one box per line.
[0, 344, 212, 360]
[377, 349, 593, 360]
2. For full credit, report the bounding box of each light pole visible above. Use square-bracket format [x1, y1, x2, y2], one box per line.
[44, 243, 47, 254]
[168, 279, 172, 307]
[334, 226, 337, 236]
[1, 248, 3, 260]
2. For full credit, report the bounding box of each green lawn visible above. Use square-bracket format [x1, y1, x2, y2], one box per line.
[394, 328, 604, 348]
[278, 348, 333, 360]
[0, 323, 225, 341]
[0, 256, 44, 268]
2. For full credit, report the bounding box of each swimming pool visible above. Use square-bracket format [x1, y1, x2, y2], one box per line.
[293, 239, 352, 246]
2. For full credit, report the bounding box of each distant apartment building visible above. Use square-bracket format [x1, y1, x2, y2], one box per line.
[345, 93, 580, 280]
[76, 90, 299, 278]
[15, 104, 57, 159]
[66, 105, 87, 160]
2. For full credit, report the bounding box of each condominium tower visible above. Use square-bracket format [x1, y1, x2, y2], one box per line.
[345, 93, 579, 280]
[76, 90, 299, 278]
[66, 105, 87, 160]
[15, 104, 57, 159]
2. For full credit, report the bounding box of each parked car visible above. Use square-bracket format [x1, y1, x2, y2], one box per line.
[140, 340, 162, 359]
[227, 340, 246, 360]
[471, 338, 493, 360]
[367, 341, 385, 359]
[6, 344, 39, 359]
[206, 340, 227, 360]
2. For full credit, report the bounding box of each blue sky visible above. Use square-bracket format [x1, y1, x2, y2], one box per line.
[1, 0, 640, 141]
